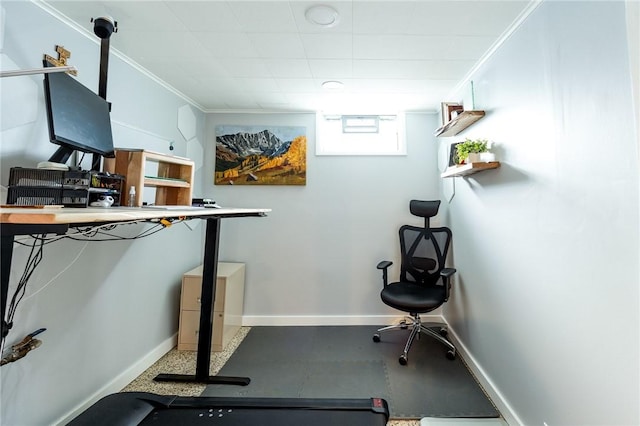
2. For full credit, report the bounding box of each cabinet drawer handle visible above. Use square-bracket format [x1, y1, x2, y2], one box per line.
[196, 297, 201, 304]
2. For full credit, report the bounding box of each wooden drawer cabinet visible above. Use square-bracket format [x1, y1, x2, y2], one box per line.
[178, 263, 245, 352]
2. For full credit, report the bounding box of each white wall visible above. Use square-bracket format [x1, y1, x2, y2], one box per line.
[206, 112, 443, 324]
[0, 3, 206, 425]
[441, 2, 639, 425]
[4, 1, 637, 425]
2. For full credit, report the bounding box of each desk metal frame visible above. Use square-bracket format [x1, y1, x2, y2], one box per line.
[0, 207, 268, 385]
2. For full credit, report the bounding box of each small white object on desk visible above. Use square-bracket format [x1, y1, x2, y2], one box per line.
[128, 186, 136, 207]
[89, 195, 114, 208]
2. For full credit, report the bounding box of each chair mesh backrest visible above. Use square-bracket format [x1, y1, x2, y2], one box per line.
[399, 225, 452, 286]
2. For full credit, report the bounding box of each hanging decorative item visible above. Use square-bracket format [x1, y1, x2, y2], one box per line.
[44, 45, 77, 75]
[214, 125, 307, 185]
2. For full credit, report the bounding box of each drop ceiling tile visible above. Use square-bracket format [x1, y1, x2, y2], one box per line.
[410, 1, 529, 36]
[353, 34, 447, 60]
[224, 93, 260, 109]
[275, 78, 319, 93]
[353, 59, 473, 80]
[353, 60, 429, 79]
[103, 1, 189, 31]
[193, 32, 259, 58]
[176, 58, 230, 79]
[253, 91, 289, 105]
[263, 59, 312, 78]
[113, 30, 207, 61]
[352, 1, 418, 34]
[299, 34, 353, 59]
[227, 1, 297, 33]
[234, 78, 279, 92]
[395, 2, 471, 36]
[164, 1, 242, 32]
[185, 76, 242, 94]
[307, 59, 353, 79]
[48, 1, 185, 32]
[285, 92, 328, 111]
[248, 33, 306, 59]
[219, 58, 270, 78]
[348, 78, 454, 94]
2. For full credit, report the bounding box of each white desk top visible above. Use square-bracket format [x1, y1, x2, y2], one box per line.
[0, 206, 270, 225]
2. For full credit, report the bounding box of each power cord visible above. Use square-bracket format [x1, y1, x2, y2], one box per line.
[1, 216, 190, 352]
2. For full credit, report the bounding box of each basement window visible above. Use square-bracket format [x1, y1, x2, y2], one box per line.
[316, 113, 406, 156]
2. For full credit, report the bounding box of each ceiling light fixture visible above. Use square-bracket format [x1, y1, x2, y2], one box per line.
[322, 80, 344, 90]
[305, 5, 340, 28]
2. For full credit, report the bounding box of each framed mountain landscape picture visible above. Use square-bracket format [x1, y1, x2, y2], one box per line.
[214, 125, 307, 185]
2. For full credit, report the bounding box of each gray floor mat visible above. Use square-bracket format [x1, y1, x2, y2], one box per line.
[201, 326, 499, 419]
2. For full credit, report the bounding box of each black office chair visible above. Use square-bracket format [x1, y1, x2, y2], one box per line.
[373, 200, 457, 365]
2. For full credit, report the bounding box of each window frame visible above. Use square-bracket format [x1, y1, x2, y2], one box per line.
[315, 113, 407, 156]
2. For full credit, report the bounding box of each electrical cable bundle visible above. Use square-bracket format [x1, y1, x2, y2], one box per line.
[1, 217, 189, 353]
[2, 236, 44, 355]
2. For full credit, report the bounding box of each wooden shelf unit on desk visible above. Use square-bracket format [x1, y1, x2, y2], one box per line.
[441, 162, 501, 178]
[106, 150, 194, 207]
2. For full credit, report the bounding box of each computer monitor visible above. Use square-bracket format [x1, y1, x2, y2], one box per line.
[43, 69, 114, 169]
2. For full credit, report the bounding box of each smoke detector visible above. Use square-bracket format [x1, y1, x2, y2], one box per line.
[305, 5, 340, 28]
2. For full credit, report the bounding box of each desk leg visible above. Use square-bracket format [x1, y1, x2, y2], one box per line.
[1, 233, 15, 341]
[154, 217, 250, 385]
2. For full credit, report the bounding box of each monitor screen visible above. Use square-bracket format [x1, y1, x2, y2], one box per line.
[43, 70, 114, 166]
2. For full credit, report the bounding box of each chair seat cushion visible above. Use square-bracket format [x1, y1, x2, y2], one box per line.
[380, 281, 445, 313]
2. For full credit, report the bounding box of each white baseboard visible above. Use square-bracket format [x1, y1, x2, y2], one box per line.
[54, 333, 177, 426]
[241, 314, 443, 326]
[444, 323, 522, 426]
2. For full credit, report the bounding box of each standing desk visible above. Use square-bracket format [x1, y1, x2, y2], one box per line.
[0, 206, 269, 385]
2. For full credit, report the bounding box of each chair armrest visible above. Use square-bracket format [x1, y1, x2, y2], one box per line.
[440, 268, 456, 301]
[377, 261, 392, 270]
[376, 261, 393, 287]
[441, 268, 456, 278]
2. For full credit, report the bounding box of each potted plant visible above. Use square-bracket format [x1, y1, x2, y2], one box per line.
[455, 138, 489, 164]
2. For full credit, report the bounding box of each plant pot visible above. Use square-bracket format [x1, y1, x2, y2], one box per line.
[480, 152, 496, 162]
[465, 153, 482, 164]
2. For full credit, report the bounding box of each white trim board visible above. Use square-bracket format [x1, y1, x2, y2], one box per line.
[445, 324, 522, 426]
[241, 314, 442, 327]
[54, 334, 177, 426]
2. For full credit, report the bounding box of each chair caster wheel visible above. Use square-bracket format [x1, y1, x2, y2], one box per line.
[446, 350, 456, 360]
[439, 328, 448, 337]
[373, 334, 381, 343]
[399, 355, 408, 365]
[400, 320, 408, 330]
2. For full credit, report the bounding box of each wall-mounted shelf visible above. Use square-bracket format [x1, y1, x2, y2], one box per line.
[434, 110, 485, 137]
[441, 161, 500, 178]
